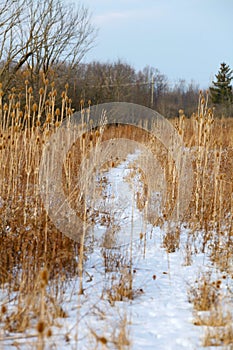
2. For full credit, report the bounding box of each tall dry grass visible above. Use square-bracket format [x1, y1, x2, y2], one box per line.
[0, 79, 80, 294]
[0, 82, 232, 348]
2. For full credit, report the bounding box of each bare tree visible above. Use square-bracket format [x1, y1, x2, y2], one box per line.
[67, 60, 136, 107]
[0, 0, 27, 86]
[0, 0, 96, 90]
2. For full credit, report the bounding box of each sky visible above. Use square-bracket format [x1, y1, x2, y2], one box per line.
[73, 0, 233, 88]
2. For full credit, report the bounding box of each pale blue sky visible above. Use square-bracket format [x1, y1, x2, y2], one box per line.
[76, 0, 233, 88]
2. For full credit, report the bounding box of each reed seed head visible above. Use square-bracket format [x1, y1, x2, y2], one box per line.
[37, 321, 46, 334]
[40, 268, 49, 285]
[1, 305, 7, 314]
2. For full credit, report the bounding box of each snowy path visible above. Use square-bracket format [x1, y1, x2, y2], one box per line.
[0, 151, 222, 349]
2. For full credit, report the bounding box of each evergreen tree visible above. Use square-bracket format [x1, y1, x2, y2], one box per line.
[210, 62, 233, 105]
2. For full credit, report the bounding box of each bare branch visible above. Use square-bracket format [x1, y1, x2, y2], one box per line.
[0, 0, 97, 90]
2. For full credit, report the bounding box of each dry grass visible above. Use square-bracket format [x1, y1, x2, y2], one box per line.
[0, 80, 79, 292]
[189, 272, 233, 347]
[193, 307, 232, 328]
[0, 82, 233, 348]
[187, 272, 220, 312]
[203, 325, 233, 347]
[89, 312, 131, 349]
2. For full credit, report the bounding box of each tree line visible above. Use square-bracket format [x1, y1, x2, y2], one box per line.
[0, 0, 232, 118]
[56, 61, 200, 117]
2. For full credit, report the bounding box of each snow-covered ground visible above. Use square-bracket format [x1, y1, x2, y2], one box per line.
[0, 150, 229, 349]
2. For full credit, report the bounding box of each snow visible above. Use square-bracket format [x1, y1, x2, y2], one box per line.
[0, 150, 227, 349]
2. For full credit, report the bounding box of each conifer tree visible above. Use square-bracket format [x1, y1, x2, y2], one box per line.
[210, 62, 233, 105]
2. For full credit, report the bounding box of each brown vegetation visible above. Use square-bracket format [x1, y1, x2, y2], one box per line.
[0, 80, 232, 348]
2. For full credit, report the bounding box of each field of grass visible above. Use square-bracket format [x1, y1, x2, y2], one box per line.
[0, 83, 233, 349]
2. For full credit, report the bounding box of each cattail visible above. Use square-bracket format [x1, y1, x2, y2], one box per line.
[46, 113, 52, 123]
[39, 87, 44, 95]
[1, 305, 7, 314]
[32, 103, 37, 112]
[179, 109, 184, 115]
[40, 268, 49, 285]
[99, 337, 107, 345]
[55, 108, 60, 117]
[37, 320, 45, 334]
[47, 328, 52, 337]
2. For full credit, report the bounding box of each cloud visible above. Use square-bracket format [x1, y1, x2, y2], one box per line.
[94, 7, 163, 26]
[94, 11, 129, 25]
